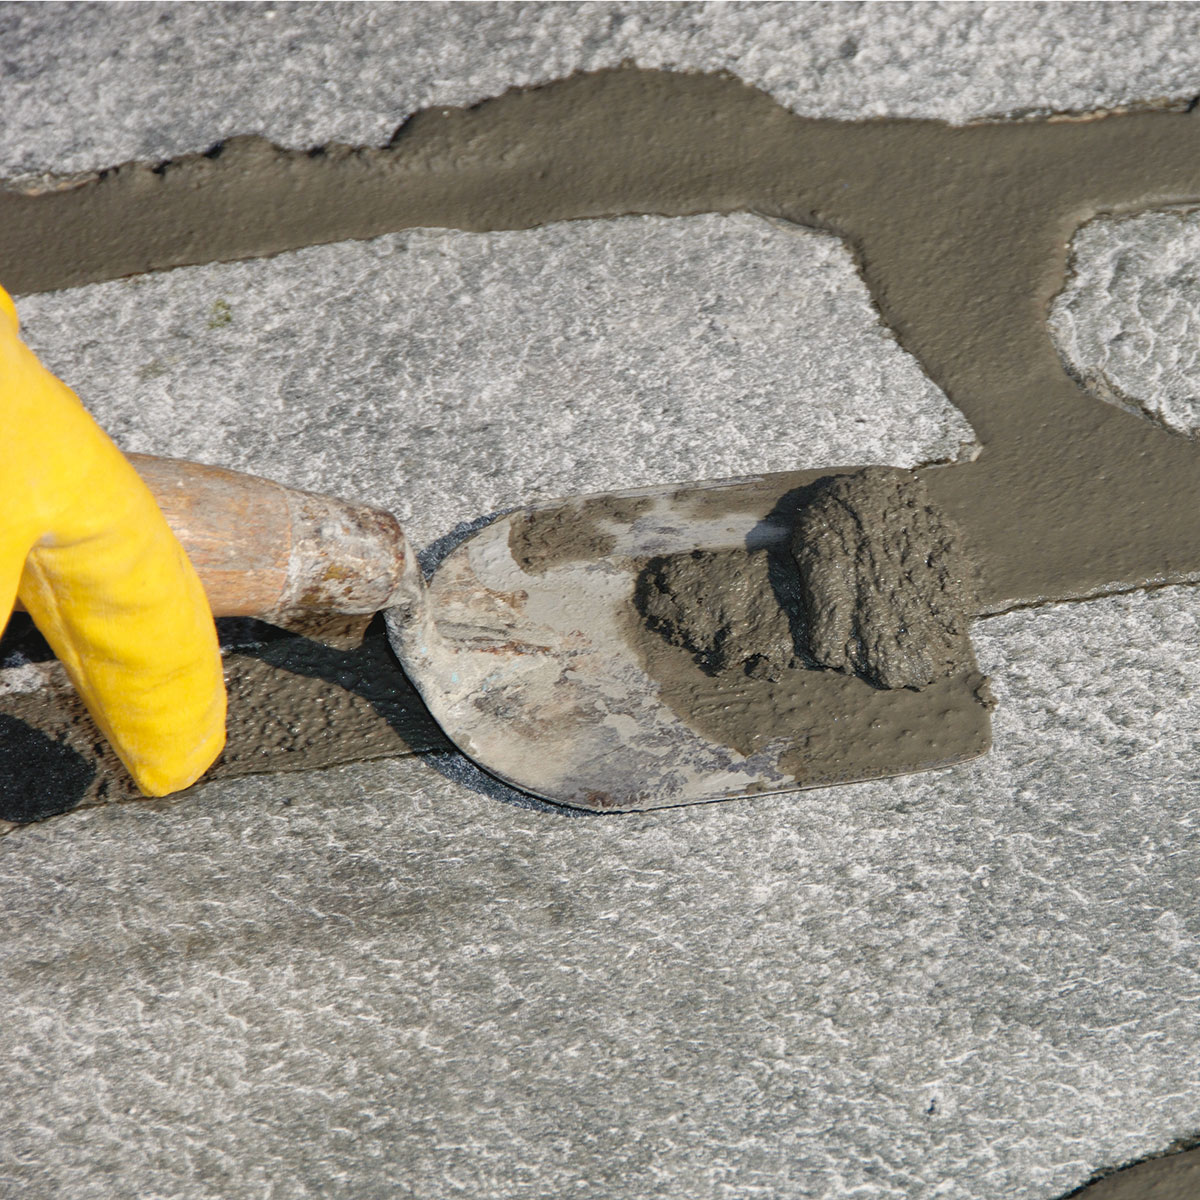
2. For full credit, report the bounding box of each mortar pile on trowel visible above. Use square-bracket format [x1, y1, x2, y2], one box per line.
[108, 449, 992, 812]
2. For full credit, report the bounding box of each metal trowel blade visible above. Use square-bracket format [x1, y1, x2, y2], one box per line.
[386, 470, 992, 812]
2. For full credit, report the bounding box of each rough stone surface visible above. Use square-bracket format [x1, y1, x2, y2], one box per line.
[14, 214, 974, 549]
[3, 585, 1200, 1200]
[3, 1, 1200, 179]
[1050, 209, 1200, 437]
[792, 468, 977, 689]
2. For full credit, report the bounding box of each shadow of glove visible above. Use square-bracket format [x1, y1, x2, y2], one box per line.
[0, 285, 226, 796]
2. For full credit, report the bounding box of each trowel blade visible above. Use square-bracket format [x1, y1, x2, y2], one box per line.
[386, 470, 992, 812]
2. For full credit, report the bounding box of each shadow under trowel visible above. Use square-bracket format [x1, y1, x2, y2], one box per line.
[0, 508, 597, 829]
[418, 749, 593, 817]
[0, 612, 453, 828]
[0, 711, 96, 823]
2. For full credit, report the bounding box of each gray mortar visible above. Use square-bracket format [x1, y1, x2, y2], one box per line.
[634, 467, 978, 691]
[637, 548, 800, 682]
[623, 466, 990, 785]
[793, 467, 977, 689]
[9, 68, 1200, 614]
[1071, 1145, 1200, 1198]
[0, 619, 449, 828]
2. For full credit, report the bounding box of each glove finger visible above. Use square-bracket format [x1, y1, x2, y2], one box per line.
[19, 472, 227, 796]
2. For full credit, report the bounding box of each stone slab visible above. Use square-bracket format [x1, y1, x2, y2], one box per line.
[2, 585, 1199, 1200]
[3, 1, 1200, 180]
[14, 214, 974, 550]
[1051, 209, 1200, 436]
[3, 6, 1200, 1198]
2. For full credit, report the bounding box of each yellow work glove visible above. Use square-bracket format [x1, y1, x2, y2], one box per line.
[0, 284, 226, 796]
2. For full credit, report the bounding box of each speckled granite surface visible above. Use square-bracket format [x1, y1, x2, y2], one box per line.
[3, 588, 1200, 1199]
[1052, 210, 1200, 437]
[14, 214, 973, 547]
[4, 1, 1200, 179]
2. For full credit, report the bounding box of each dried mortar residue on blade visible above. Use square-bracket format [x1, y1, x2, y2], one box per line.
[508, 495, 653, 574]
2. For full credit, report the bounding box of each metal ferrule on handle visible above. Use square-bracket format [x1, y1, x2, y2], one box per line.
[126, 454, 425, 620]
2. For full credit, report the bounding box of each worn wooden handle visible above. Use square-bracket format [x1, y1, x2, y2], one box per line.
[127, 453, 414, 619]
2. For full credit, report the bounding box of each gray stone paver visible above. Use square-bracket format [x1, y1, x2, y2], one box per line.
[3, 2, 1200, 179]
[15, 215, 973, 548]
[1052, 209, 1200, 437]
[2, 587, 1199, 1200]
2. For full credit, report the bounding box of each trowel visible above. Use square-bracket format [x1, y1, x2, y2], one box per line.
[129, 454, 991, 812]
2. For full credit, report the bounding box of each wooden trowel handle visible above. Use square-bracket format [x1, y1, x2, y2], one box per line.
[127, 453, 414, 619]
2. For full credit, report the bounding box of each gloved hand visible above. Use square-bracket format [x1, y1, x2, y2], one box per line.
[0, 284, 226, 796]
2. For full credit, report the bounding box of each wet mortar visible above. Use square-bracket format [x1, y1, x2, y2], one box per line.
[637, 548, 800, 682]
[634, 469, 977, 691]
[4, 66, 1200, 827]
[1066, 1142, 1200, 1199]
[626, 539, 992, 788]
[623, 467, 990, 785]
[5, 68, 1200, 603]
[791, 467, 977, 690]
[628, 605, 992, 787]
